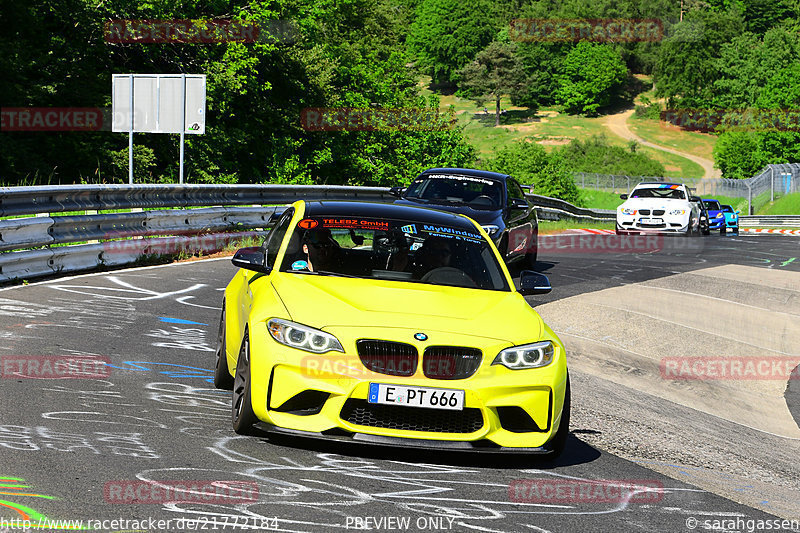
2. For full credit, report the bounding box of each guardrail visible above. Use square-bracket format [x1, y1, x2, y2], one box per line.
[0, 184, 614, 284]
[739, 215, 800, 227]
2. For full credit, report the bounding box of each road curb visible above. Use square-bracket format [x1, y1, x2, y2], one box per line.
[742, 228, 800, 236]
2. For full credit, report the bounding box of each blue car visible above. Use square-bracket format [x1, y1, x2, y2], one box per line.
[702, 199, 725, 232]
[720, 204, 740, 235]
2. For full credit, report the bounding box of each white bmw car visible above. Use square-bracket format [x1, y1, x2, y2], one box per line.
[616, 182, 702, 236]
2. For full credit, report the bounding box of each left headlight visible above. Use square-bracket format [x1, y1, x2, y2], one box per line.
[267, 318, 344, 354]
[715, 213, 724, 218]
[492, 341, 554, 370]
[481, 224, 500, 237]
[668, 209, 686, 215]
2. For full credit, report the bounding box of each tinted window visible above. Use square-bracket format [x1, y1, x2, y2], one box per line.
[630, 187, 686, 200]
[404, 174, 503, 209]
[265, 209, 294, 267]
[279, 216, 509, 291]
[703, 200, 722, 211]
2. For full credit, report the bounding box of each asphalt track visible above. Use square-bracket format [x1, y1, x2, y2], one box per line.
[0, 232, 798, 532]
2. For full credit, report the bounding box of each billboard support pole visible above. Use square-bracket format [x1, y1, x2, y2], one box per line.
[128, 74, 134, 184]
[179, 73, 186, 184]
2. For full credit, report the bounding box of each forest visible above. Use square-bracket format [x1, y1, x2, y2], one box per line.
[1, 0, 799, 194]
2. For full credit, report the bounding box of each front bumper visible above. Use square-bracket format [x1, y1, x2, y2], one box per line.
[708, 217, 725, 229]
[247, 323, 568, 449]
[616, 214, 690, 234]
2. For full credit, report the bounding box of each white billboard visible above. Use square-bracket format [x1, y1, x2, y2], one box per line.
[112, 74, 205, 134]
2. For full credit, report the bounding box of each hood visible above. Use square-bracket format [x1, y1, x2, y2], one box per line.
[393, 198, 500, 225]
[620, 197, 689, 211]
[265, 272, 542, 344]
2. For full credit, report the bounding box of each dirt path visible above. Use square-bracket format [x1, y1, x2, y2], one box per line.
[604, 109, 721, 179]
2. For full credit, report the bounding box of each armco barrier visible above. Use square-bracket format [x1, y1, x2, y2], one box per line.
[0, 184, 612, 284]
[739, 215, 800, 227]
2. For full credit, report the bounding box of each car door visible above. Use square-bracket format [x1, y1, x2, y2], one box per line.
[236, 209, 294, 339]
[504, 179, 535, 260]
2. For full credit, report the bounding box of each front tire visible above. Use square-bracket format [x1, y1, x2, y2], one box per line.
[213, 305, 234, 390]
[232, 331, 258, 435]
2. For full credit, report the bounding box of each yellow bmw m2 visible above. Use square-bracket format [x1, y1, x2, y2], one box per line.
[215, 200, 570, 457]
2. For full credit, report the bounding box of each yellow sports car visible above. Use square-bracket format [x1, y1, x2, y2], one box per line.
[215, 200, 570, 456]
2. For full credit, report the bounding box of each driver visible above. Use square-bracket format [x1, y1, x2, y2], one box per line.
[302, 228, 340, 272]
[413, 236, 452, 278]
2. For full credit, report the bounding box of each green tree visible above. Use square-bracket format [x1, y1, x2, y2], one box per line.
[557, 135, 666, 176]
[458, 40, 527, 126]
[554, 42, 628, 115]
[406, 0, 499, 85]
[713, 63, 800, 177]
[654, 9, 744, 107]
[484, 140, 581, 204]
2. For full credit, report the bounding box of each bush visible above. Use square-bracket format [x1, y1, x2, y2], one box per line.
[483, 140, 581, 205]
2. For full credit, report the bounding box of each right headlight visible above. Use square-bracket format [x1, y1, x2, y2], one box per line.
[267, 318, 344, 354]
[492, 341, 554, 370]
[620, 208, 636, 215]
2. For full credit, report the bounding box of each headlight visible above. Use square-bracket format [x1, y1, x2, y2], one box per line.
[715, 213, 724, 218]
[267, 318, 343, 354]
[668, 209, 686, 215]
[620, 208, 636, 215]
[481, 224, 500, 237]
[492, 341, 554, 370]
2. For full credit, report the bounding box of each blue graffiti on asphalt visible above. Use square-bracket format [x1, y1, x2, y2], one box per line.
[104, 361, 224, 389]
[158, 316, 209, 326]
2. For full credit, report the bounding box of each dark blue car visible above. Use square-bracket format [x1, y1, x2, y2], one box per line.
[702, 199, 726, 232]
[390, 168, 539, 267]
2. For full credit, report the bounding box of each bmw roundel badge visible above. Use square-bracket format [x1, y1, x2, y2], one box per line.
[414, 333, 428, 341]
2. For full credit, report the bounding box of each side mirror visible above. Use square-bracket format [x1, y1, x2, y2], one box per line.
[735, 210, 741, 214]
[231, 247, 271, 274]
[518, 270, 552, 296]
[690, 196, 701, 202]
[389, 186, 405, 198]
[511, 197, 528, 209]
[619, 194, 628, 200]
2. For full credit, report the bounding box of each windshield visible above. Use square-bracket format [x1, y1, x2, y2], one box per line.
[279, 216, 509, 291]
[721, 205, 734, 213]
[703, 200, 722, 211]
[404, 174, 503, 209]
[630, 186, 686, 200]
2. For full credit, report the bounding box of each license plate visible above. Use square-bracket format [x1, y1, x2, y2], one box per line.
[368, 383, 464, 411]
[640, 218, 663, 224]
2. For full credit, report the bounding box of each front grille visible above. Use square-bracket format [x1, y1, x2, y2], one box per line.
[639, 209, 651, 215]
[341, 399, 484, 433]
[653, 209, 665, 216]
[356, 340, 417, 377]
[422, 346, 482, 379]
